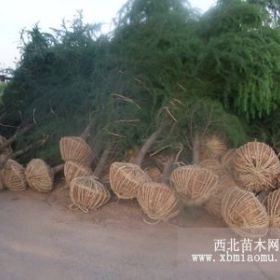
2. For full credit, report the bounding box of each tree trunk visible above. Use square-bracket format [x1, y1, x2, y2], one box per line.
[134, 125, 164, 166]
[192, 132, 200, 164]
[52, 164, 64, 174]
[161, 155, 175, 185]
[80, 120, 94, 140]
[94, 143, 112, 178]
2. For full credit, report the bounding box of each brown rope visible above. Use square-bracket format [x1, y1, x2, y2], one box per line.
[170, 165, 218, 206]
[109, 162, 151, 199]
[59, 137, 94, 166]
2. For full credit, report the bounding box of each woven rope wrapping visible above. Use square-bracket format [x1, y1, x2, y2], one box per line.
[0, 172, 4, 191]
[267, 189, 280, 229]
[137, 182, 182, 222]
[200, 135, 227, 161]
[170, 165, 218, 206]
[64, 161, 93, 185]
[25, 159, 54, 192]
[221, 187, 269, 238]
[70, 176, 111, 213]
[204, 175, 237, 218]
[146, 167, 162, 183]
[232, 142, 280, 193]
[199, 159, 227, 177]
[2, 159, 27, 191]
[59, 137, 94, 166]
[109, 162, 152, 199]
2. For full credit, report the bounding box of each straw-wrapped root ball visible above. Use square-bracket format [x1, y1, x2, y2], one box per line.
[267, 189, 280, 236]
[146, 167, 162, 183]
[199, 135, 227, 161]
[220, 149, 235, 172]
[64, 161, 93, 185]
[204, 175, 238, 219]
[2, 159, 27, 191]
[0, 173, 4, 191]
[232, 142, 280, 193]
[25, 159, 54, 192]
[70, 176, 111, 213]
[109, 162, 152, 199]
[221, 187, 269, 238]
[199, 159, 227, 177]
[59, 136, 94, 166]
[170, 165, 218, 206]
[137, 182, 182, 222]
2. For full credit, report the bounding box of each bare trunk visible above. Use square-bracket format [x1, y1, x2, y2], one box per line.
[80, 120, 94, 140]
[161, 155, 175, 185]
[192, 132, 200, 164]
[52, 164, 64, 174]
[94, 143, 112, 178]
[0, 152, 12, 169]
[134, 125, 164, 167]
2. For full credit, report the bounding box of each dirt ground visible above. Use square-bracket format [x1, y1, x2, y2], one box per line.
[0, 181, 279, 280]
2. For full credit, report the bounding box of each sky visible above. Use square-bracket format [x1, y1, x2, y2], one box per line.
[0, 0, 216, 69]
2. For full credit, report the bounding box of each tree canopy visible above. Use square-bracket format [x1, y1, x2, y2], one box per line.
[1, 0, 280, 163]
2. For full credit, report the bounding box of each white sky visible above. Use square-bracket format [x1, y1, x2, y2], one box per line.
[0, 0, 215, 69]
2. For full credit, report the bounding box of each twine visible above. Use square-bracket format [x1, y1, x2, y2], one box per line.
[69, 203, 89, 214]
[143, 217, 160, 225]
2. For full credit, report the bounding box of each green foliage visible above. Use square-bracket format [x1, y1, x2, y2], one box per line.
[2, 0, 280, 163]
[0, 83, 6, 105]
[199, 0, 280, 119]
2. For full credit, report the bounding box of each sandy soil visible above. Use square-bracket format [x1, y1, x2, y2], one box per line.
[0, 181, 279, 280]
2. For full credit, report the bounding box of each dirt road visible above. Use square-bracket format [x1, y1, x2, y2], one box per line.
[0, 187, 279, 280]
